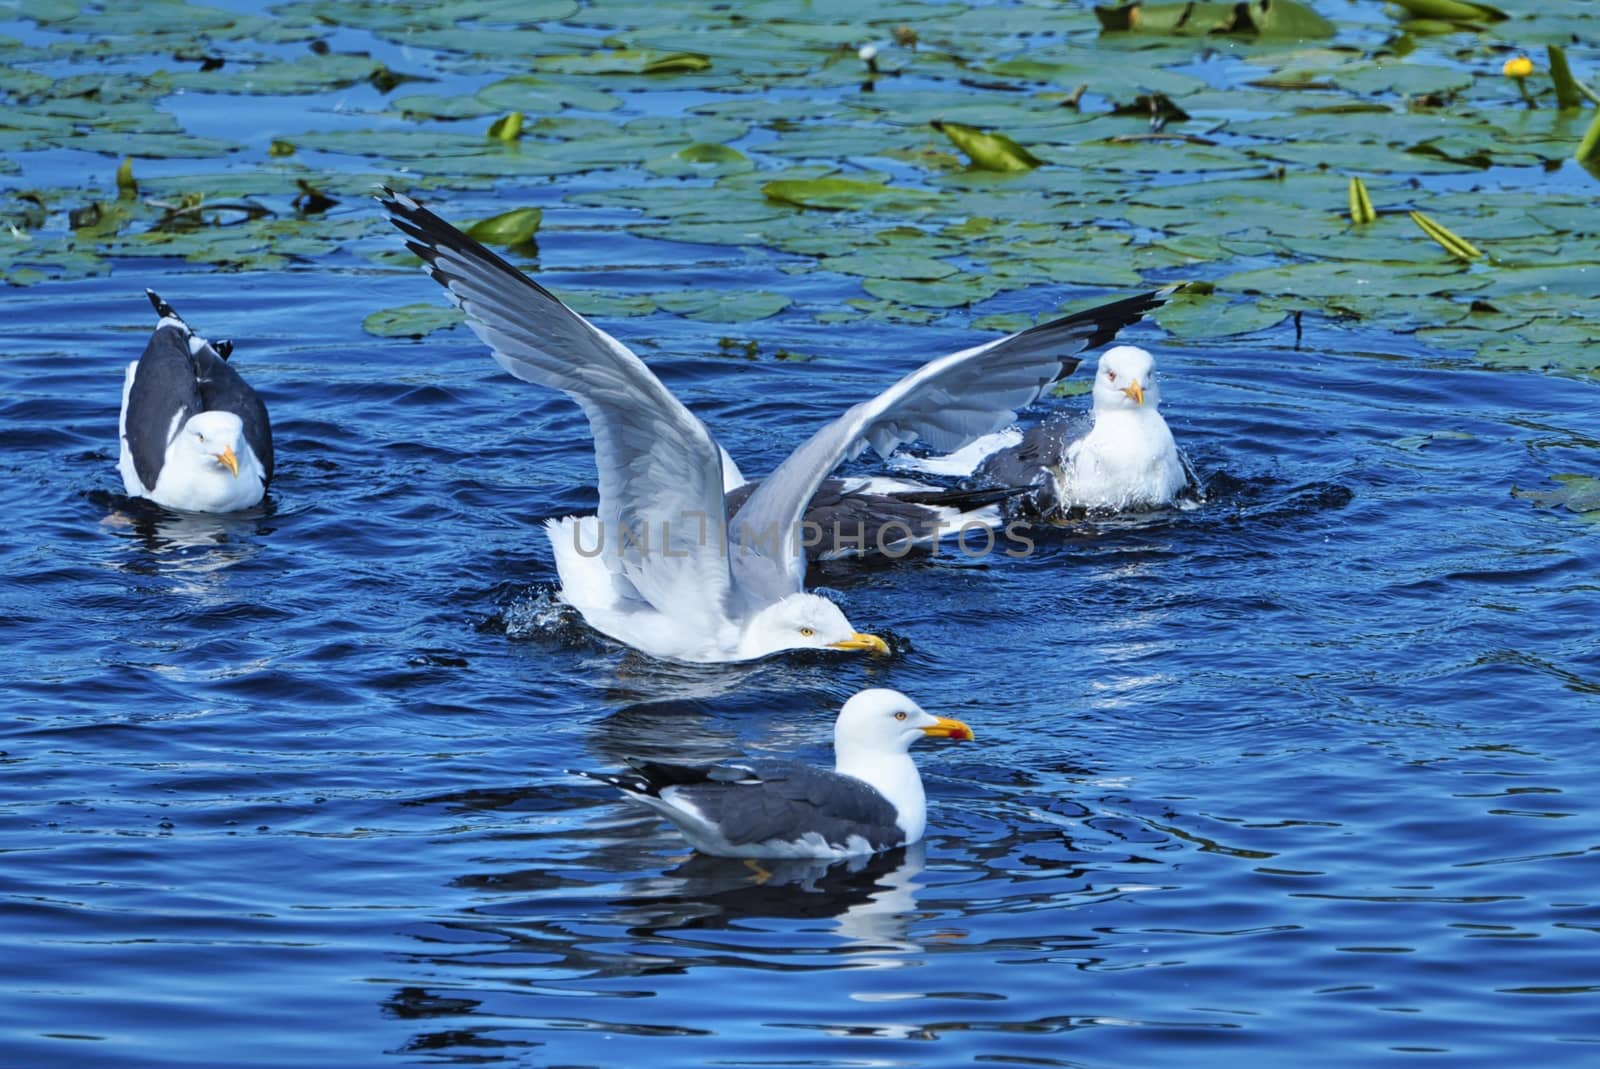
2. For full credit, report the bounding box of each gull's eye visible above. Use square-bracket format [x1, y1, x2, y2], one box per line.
[799, 627, 814, 637]
[1106, 370, 1117, 382]
[894, 711, 908, 721]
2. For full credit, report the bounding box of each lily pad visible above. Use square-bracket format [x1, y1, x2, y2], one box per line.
[1095, 0, 1335, 38]
[655, 289, 792, 322]
[532, 49, 712, 76]
[762, 177, 940, 213]
[364, 302, 464, 338]
[1512, 474, 1600, 515]
[644, 143, 754, 178]
[932, 120, 1045, 172]
[464, 207, 542, 247]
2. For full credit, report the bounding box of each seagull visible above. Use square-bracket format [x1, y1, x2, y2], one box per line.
[380, 189, 1165, 662]
[971, 345, 1198, 516]
[117, 290, 272, 513]
[572, 687, 974, 859]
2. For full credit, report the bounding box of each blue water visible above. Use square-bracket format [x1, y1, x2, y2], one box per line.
[6, 250, 1598, 1067]
[5, 4, 1600, 1067]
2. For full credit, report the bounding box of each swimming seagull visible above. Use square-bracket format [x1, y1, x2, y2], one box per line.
[380, 189, 1165, 662]
[971, 345, 1198, 516]
[117, 290, 272, 513]
[572, 688, 974, 859]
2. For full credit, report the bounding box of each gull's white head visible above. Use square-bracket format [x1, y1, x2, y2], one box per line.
[738, 593, 889, 661]
[178, 410, 246, 478]
[834, 688, 974, 758]
[1092, 345, 1162, 414]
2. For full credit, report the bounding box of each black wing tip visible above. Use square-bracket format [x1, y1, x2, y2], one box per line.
[145, 288, 179, 321]
[377, 186, 568, 307]
[1016, 286, 1171, 355]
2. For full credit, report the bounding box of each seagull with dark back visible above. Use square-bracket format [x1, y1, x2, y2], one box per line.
[573, 688, 974, 859]
[117, 291, 272, 513]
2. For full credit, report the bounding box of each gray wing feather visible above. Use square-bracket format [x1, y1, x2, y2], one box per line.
[381, 190, 733, 622]
[623, 759, 903, 850]
[728, 290, 1169, 600]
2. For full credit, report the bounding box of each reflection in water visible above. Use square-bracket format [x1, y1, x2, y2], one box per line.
[385, 841, 929, 1057]
[619, 844, 926, 950]
[97, 492, 268, 592]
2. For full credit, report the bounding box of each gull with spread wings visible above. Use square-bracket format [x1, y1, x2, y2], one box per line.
[381, 190, 1164, 663]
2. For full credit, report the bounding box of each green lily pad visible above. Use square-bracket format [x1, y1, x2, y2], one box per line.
[762, 176, 940, 213]
[364, 302, 464, 338]
[533, 49, 712, 76]
[1220, 259, 1493, 300]
[817, 249, 958, 281]
[391, 93, 501, 121]
[644, 142, 754, 178]
[932, 120, 1045, 172]
[1512, 474, 1600, 515]
[655, 289, 791, 322]
[1384, 0, 1509, 23]
[862, 273, 1005, 309]
[474, 74, 622, 115]
[464, 207, 542, 247]
[1095, 0, 1335, 38]
[1155, 292, 1294, 339]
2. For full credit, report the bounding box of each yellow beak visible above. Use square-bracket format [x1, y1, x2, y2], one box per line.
[922, 716, 974, 742]
[217, 444, 240, 477]
[1122, 379, 1144, 406]
[829, 631, 890, 655]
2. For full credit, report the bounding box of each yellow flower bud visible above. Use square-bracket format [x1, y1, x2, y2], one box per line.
[1502, 56, 1534, 79]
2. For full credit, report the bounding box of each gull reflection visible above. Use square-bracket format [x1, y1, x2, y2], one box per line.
[614, 842, 926, 953]
[98, 491, 268, 591]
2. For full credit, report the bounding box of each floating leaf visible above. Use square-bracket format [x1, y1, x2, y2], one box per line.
[644, 142, 753, 177]
[464, 207, 543, 247]
[1095, 0, 1334, 38]
[391, 92, 499, 121]
[1383, 0, 1509, 22]
[931, 120, 1044, 172]
[818, 249, 958, 281]
[534, 49, 711, 76]
[655, 288, 790, 322]
[268, 138, 295, 157]
[474, 75, 622, 115]
[487, 111, 523, 142]
[1221, 259, 1492, 300]
[644, 52, 712, 74]
[861, 273, 1004, 309]
[1410, 209, 1484, 261]
[1154, 291, 1292, 339]
[1348, 176, 1376, 225]
[761, 176, 938, 212]
[1512, 475, 1600, 516]
[364, 303, 463, 338]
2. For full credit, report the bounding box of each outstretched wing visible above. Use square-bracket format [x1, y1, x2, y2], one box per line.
[728, 289, 1170, 600]
[380, 189, 733, 623]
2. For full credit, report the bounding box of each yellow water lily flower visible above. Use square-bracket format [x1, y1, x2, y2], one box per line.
[1502, 56, 1534, 78]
